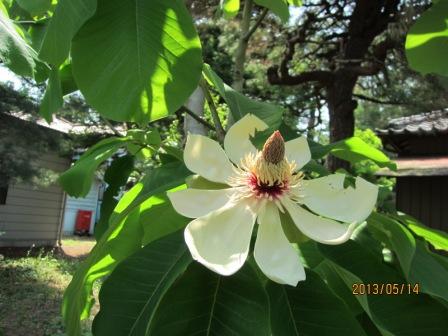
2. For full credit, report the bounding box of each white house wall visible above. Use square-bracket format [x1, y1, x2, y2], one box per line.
[62, 180, 101, 235]
[0, 153, 69, 247]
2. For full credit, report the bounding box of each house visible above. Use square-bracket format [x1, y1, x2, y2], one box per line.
[0, 112, 108, 247]
[376, 110, 448, 232]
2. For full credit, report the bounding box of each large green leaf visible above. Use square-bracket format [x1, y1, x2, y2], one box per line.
[405, 1, 448, 76]
[319, 241, 448, 335]
[94, 155, 134, 241]
[63, 203, 143, 336]
[310, 137, 396, 170]
[367, 213, 415, 274]
[254, 0, 289, 22]
[71, 0, 203, 123]
[92, 231, 192, 336]
[393, 212, 448, 252]
[368, 212, 448, 304]
[38, 0, 97, 66]
[62, 162, 191, 336]
[59, 137, 130, 197]
[149, 262, 270, 336]
[140, 189, 190, 246]
[59, 63, 78, 95]
[203, 64, 283, 129]
[268, 270, 366, 336]
[39, 66, 63, 122]
[0, 9, 38, 76]
[15, 0, 52, 16]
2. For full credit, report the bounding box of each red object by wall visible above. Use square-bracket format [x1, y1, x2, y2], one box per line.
[74, 210, 92, 234]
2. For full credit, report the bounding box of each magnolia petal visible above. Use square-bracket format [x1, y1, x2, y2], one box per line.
[224, 114, 268, 164]
[184, 200, 257, 276]
[285, 136, 311, 170]
[282, 197, 358, 245]
[301, 174, 378, 223]
[167, 188, 236, 218]
[184, 134, 235, 183]
[254, 202, 306, 286]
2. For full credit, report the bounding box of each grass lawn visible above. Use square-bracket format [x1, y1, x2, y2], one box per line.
[0, 239, 98, 336]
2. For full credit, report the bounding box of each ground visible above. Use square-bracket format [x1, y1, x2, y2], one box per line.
[0, 237, 97, 336]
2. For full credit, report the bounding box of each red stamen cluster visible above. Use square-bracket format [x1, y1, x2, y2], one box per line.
[248, 173, 287, 199]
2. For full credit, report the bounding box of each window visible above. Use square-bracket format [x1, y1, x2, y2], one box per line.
[0, 186, 8, 205]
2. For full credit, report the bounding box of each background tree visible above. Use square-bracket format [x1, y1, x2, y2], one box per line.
[265, 0, 436, 169]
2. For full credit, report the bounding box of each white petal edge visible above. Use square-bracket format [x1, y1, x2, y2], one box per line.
[285, 136, 311, 171]
[281, 197, 358, 245]
[167, 188, 236, 218]
[184, 134, 235, 184]
[184, 199, 257, 276]
[224, 114, 268, 164]
[254, 202, 306, 286]
[300, 174, 378, 223]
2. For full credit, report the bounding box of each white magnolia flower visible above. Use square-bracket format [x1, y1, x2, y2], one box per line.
[168, 114, 378, 286]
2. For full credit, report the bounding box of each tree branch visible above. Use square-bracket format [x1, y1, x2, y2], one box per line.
[181, 106, 215, 131]
[268, 67, 334, 86]
[101, 117, 123, 136]
[353, 93, 408, 106]
[243, 8, 268, 42]
[199, 79, 226, 142]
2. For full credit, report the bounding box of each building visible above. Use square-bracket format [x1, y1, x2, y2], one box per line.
[0, 112, 107, 247]
[377, 110, 448, 232]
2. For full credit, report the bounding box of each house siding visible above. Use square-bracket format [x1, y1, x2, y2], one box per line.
[62, 180, 101, 235]
[396, 176, 448, 232]
[0, 153, 69, 247]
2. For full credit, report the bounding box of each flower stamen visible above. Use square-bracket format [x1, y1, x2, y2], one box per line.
[228, 131, 303, 202]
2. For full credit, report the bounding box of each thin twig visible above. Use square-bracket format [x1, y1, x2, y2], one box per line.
[199, 79, 226, 142]
[181, 106, 215, 131]
[101, 117, 123, 136]
[353, 93, 408, 106]
[243, 8, 269, 42]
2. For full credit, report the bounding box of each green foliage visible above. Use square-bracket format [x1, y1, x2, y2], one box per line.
[254, 0, 290, 22]
[221, 0, 240, 18]
[140, 190, 191, 246]
[319, 240, 448, 335]
[268, 270, 367, 335]
[310, 136, 396, 170]
[220, 0, 301, 21]
[405, 1, 448, 76]
[59, 137, 130, 198]
[62, 162, 191, 336]
[92, 231, 192, 336]
[352, 129, 383, 174]
[149, 261, 270, 336]
[38, 0, 97, 66]
[59, 128, 161, 198]
[39, 66, 62, 122]
[15, 0, 52, 16]
[94, 155, 134, 241]
[0, 8, 39, 76]
[71, 0, 203, 124]
[393, 212, 448, 252]
[94, 239, 270, 336]
[203, 64, 284, 131]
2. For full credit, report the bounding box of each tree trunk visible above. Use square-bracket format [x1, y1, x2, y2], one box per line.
[228, 0, 253, 129]
[326, 73, 358, 172]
